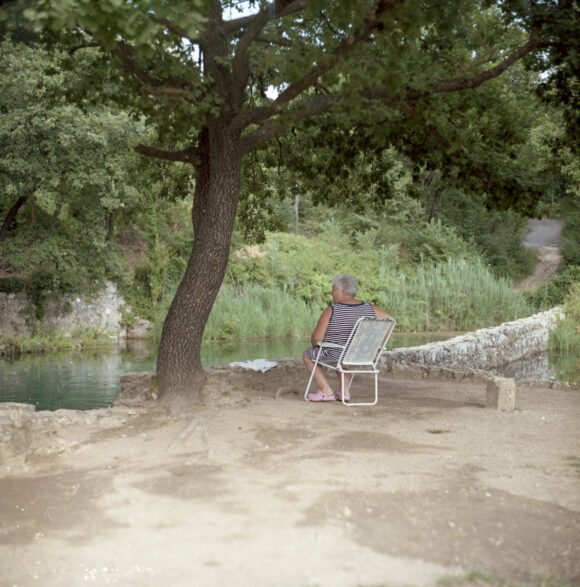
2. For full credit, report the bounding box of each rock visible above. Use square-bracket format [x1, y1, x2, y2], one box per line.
[115, 371, 159, 406]
[124, 318, 152, 339]
[0, 281, 150, 340]
[486, 377, 516, 411]
[0, 403, 35, 464]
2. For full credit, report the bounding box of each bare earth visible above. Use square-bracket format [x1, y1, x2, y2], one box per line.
[516, 218, 564, 291]
[1, 368, 579, 587]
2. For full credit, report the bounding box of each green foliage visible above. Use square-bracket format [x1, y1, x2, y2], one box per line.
[559, 181, 580, 269]
[204, 283, 322, 341]
[548, 281, 580, 354]
[0, 37, 152, 311]
[0, 329, 114, 357]
[226, 226, 534, 334]
[1, 222, 125, 293]
[524, 266, 580, 310]
[435, 188, 536, 279]
[375, 258, 534, 331]
[0, 277, 25, 293]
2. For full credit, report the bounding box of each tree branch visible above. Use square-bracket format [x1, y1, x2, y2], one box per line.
[232, 0, 405, 131]
[224, 0, 307, 35]
[362, 23, 550, 106]
[134, 144, 199, 165]
[149, 15, 197, 43]
[430, 24, 549, 94]
[231, 0, 308, 106]
[240, 93, 340, 154]
[112, 40, 200, 100]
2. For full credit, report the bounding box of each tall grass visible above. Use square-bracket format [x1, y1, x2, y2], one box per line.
[549, 281, 580, 353]
[151, 282, 318, 342]
[151, 258, 535, 341]
[375, 258, 535, 331]
[204, 283, 323, 340]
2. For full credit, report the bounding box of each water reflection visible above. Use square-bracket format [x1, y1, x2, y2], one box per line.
[0, 332, 576, 412]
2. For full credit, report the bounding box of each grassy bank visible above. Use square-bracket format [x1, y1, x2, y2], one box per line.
[0, 329, 116, 357]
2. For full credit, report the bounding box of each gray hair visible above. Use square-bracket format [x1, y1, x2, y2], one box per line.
[333, 274, 359, 296]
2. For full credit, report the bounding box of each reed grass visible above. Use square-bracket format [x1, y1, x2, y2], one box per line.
[153, 258, 534, 342]
[548, 281, 580, 353]
[375, 258, 534, 331]
[0, 329, 115, 357]
[204, 283, 323, 341]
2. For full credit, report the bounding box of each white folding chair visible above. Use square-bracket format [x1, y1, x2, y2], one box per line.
[304, 317, 396, 406]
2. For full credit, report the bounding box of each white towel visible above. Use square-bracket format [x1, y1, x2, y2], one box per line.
[229, 359, 278, 373]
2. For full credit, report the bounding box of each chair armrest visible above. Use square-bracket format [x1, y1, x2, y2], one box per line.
[317, 342, 344, 349]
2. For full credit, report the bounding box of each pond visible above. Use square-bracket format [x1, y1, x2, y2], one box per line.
[0, 333, 576, 411]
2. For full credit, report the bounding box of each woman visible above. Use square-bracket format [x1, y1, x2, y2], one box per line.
[303, 273, 393, 402]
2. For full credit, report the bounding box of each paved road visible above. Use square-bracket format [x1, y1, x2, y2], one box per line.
[522, 217, 564, 248]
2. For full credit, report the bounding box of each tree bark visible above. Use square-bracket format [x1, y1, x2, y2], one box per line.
[0, 195, 28, 243]
[294, 193, 300, 235]
[155, 122, 241, 402]
[428, 186, 444, 223]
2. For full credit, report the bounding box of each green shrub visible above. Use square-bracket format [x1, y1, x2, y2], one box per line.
[549, 281, 580, 355]
[524, 266, 580, 309]
[0, 276, 25, 293]
[435, 188, 535, 279]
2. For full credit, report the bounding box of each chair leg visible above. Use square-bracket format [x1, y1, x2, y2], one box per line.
[343, 372, 379, 407]
[304, 356, 321, 401]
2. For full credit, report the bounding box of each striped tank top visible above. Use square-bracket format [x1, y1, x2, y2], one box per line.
[319, 301, 376, 363]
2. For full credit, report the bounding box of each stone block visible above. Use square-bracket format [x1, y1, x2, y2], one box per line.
[0, 403, 35, 464]
[486, 377, 516, 411]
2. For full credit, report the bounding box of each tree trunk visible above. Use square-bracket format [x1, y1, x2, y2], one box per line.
[49, 202, 62, 234]
[0, 195, 28, 242]
[156, 123, 241, 404]
[294, 193, 300, 235]
[427, 186, 444, 223]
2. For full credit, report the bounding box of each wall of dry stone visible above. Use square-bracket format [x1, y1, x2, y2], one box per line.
[382, 308, 563, 373]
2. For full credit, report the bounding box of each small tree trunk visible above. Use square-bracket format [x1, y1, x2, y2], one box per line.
[156, 123, 241, 404]
[294, 193, 300, 235]
[428, 186, 444, 223]
[0, 195, 28, 242]
[49, 203, 63, 233]
[105, 211, 114, 241]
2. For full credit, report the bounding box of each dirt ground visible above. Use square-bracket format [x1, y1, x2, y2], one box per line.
[516, 217, 563, 291]
[1, 367, 579, 587]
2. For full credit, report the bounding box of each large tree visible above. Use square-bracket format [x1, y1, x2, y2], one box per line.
[15, 0, 579, 403]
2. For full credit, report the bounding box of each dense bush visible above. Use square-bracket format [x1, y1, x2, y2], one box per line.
[0, 276, 25, 293]
[524, 266, 580, 309]
[224, 228, 535, 334]
[435, 188, 536, 279]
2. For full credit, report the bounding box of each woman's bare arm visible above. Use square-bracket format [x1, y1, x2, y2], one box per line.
[311, 306, 332, 346]
[371, 304, 393, 319]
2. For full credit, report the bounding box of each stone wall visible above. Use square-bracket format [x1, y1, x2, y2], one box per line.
[0, 281, 151, 340]
[382, 307, 563, 372]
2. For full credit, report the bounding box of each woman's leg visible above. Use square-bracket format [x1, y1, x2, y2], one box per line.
[335, 371, 351, 400]
[303, 351, 334, 397]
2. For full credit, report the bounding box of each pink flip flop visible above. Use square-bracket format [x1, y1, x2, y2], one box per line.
[307, 390, 336, 402]
[336, 392, 351, 402]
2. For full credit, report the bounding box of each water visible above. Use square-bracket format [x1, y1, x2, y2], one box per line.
[0, 333, 575, 411]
